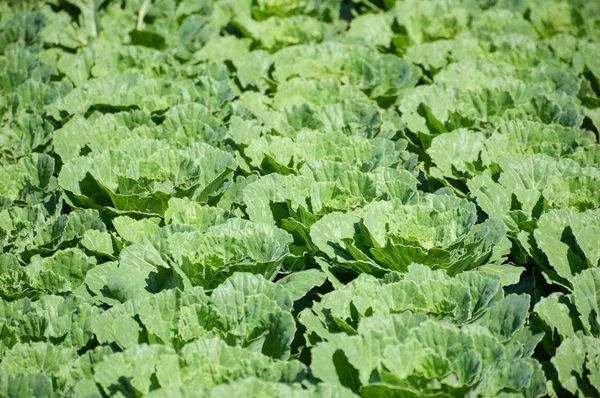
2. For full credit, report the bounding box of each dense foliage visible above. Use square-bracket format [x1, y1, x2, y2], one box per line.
[1, 0, 599, 396]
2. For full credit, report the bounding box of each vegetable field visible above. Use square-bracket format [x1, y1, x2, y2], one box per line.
[1, 0, 600, 397]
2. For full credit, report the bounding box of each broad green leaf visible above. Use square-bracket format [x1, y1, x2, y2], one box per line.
[277, 269, 326, 301]
[552, 332, 600, 397]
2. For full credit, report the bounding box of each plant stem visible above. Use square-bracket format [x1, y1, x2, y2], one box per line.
[137, 0, 151, 30]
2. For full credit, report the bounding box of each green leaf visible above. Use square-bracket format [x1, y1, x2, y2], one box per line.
[572, 268, 600, 336]
[277, 269, 326, 301]
[552, 332, 600, 397]
[0, 373, 53, 398]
